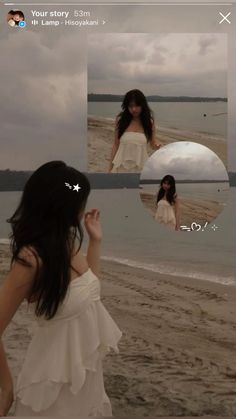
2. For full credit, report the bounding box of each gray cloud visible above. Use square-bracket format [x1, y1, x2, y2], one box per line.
[88, 33, 227, 97]
[0, 28, 87, 170]
[141, 142, 228, 181]
[198, 34, 218, 56]
[0, 4, 234, 171]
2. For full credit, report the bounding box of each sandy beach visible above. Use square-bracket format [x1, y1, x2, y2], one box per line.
[88, 116, 227, 173]
[1, 243, 236, 416]
[140, 190, 225, 227]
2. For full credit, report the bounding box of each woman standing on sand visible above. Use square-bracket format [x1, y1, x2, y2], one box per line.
[155, 175, 180, 231]
[0, 161, 122, 417]
[109, 89, 161, 173]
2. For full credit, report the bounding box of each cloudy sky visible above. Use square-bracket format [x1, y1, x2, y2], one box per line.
[141, 142, 229, 181]
[88, 33, 227, 97]
[0, 4, 235, 171]
[0, 22, 87, 170]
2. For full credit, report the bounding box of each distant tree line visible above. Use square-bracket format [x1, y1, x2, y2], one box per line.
[0, 170, 235, 191]
[140, 179, 229, 184]
[88, 94, 227, 103]
[0, 170, 140, 191]
[0, 170, 32, 191]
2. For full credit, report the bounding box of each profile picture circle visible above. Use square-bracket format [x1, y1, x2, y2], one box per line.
[139, 141, 229, 232]
[7, 10, 25, 27]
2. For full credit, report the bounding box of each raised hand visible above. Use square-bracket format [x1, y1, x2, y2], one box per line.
[84, 209, 102, 242]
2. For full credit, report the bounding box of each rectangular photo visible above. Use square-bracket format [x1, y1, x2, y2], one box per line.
[1, 19, 236, 418]
[0, 27, 87, 172]
[87, 33, 227, 173]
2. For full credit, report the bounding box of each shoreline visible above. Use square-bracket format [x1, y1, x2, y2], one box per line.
[101, 257, 236, 300]
[140, 190, 225, 226]
[0, 240, 234, 286]
[88, 116, 227, 173]
[101, 255, 236, 287]
[89, 114, 226, 143]
[1, 243, 236, 416]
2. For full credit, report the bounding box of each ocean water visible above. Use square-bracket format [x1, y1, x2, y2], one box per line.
[0, 189, 236, 287]
[88, 101, 227, 137]
[141, 183, 230, 204]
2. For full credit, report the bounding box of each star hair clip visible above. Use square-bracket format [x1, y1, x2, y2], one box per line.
[65, 182, 81, 192]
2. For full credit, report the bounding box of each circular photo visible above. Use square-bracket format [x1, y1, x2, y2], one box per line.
[7, 10, 25, 27]
[139, 142, 229, 232]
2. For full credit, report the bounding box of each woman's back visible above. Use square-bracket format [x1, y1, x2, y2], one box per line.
[26, 246, 89, 304]
[14, 268, 122, 416]
[30, 268, 99, 322]
[0, 161, 122, 417]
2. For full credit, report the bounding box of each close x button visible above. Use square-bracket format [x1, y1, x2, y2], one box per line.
[219, 12, 231, 24]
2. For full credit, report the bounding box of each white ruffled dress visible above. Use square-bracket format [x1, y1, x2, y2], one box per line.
[111, 131, 148, 172]
[14, 268, 122, 417]
[155, 199, 176, 230]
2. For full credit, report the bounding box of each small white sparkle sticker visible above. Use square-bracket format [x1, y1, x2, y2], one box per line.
[73, 184, 81, 192]
[65, 182, 81, 192]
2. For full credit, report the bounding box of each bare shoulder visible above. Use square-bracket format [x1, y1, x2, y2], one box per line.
[0, 246, 41, 334]
[16, 245, 42, 269]
[7, 245, 42, 291]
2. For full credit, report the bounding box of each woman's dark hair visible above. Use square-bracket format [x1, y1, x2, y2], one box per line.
[117, 89, 154, 142]
[7, 161, 91, 320]
[157, 175, 177, 206]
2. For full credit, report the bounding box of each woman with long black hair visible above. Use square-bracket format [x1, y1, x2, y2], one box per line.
[155, 175, 180, 231]
[0, 161, 122, 417]
[109, 89, 161, 172]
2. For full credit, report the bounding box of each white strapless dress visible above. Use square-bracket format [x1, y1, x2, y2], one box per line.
[111, 132, 148, 172]
[155, 199, 176, 230]
[14, 269, 122, 417]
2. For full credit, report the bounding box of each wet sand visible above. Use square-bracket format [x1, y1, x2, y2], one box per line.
[88, 116, 227, 173]
[1, 243, 236, 416]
